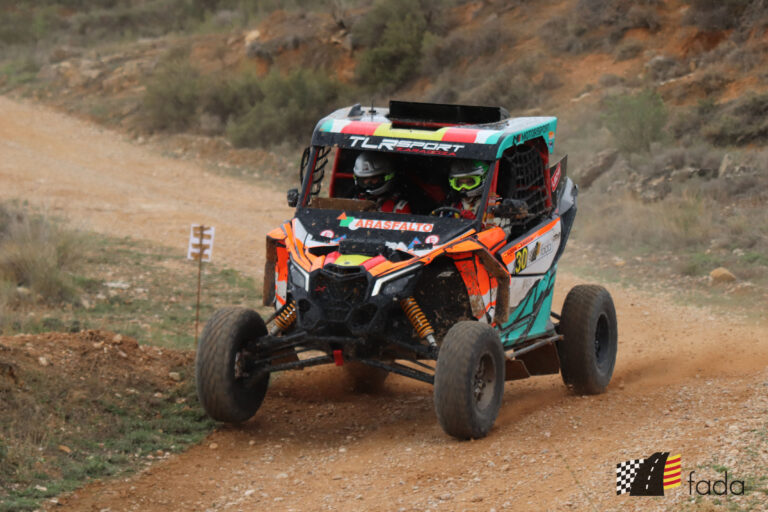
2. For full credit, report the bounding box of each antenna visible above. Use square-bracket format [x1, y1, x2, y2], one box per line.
[368, 97, 376, 116]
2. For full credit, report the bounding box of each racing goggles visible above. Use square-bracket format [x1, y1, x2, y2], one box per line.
[449, 175, 483, 192]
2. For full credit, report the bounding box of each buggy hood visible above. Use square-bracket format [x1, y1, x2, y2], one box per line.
[292, 208, 473, 261]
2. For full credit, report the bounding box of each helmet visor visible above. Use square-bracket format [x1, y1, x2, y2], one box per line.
[449, 175, 483, 192]
[355, 173, 393, 191]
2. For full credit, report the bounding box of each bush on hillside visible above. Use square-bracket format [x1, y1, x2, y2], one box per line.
[352, 0, 451, 91]
[141, 52, 202, 132]
[682, 0, 752, 30]
[602, 89, 668, 154]
[421, 20, 515, 76]
[226, 69, 347, 147]
[544, 0, 662, 54]
[200, 70, 263, 129]
[702, 93, 768, 146]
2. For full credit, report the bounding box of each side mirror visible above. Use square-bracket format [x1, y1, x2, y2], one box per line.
[491, 198, 528, 219]
[287, 188, 299, 208]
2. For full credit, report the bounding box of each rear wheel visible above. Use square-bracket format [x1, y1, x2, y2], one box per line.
[344, 362, 389, 393]
[557, 285, 618, 394]
[434, 321, 505, 440]
[195, 307, 269, 423]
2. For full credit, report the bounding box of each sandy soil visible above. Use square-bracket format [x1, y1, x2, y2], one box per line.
[1, 96, 766, 511]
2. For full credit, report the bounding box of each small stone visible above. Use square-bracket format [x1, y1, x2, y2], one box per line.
[168, 372, 181, 382]
[338, 447, 347, 453]
[35, 485, 48, 492]
[38, 356, 50, 367]
[209, 443, 218, 450]
[332, 475, 343, 480]
[276, 472, 288, 479]
[58, 444, 72, 454]
[244, 489, 255, 497]
[709, 267, 736, 284]
[438, 493, 453, 501]
[112, 334, 123, 343]
[471, 495, 484, 503]
[249, 440, 256, 446]
[704, 420, 714, 428]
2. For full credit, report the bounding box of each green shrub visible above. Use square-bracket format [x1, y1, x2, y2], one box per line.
[544, 0, 662, 55]
[356, 13, 427, 91]
[141, 52, 202, 132]
[421, 21, 515, 76]
[602, 89, 668, 154]
[200, 70, 264, 126]
[702, 93, 768, 146]
[352, 0, 450, 91]
[682, 0, 752, 30]
[461, 66, 539, 111]
[226, 69, 347, 147]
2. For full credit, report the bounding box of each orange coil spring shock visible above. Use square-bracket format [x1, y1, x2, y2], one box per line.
[400, 297, 436, 346]
[273, 300, 297, 332]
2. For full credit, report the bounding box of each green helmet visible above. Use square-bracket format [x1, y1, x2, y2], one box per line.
[449, 160, 489, 198]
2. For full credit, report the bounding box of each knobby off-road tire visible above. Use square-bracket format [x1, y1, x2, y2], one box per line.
[434, 321, 505, 440]
[196, 307, 269, 423]
[557, 285, 618, 395]
[344, 362, 389, 393]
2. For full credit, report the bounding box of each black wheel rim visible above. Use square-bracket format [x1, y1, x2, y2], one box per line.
[594, 312, 611, 371]
[473, 353, 496, 410]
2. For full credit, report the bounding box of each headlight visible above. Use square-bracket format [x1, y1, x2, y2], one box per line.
[289, 261, 309, 291]
[371, 267, 420, 297]
[382, 275, 412, 297]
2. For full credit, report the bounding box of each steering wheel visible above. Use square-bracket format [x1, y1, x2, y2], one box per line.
[430, 206, 463, 218]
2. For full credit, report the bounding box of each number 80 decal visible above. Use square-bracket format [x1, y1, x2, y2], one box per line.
[514, 246, 528, 274]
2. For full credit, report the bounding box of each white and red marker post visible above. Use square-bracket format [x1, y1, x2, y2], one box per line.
[187, 224, 215, 345]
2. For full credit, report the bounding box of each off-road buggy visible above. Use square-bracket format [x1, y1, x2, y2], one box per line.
[196, 101, 618, 439]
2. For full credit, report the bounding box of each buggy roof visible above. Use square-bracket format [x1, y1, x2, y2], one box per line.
[311, 101, 557, 161]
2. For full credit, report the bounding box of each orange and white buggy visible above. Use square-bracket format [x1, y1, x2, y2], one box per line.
[196, 101, 618, 439]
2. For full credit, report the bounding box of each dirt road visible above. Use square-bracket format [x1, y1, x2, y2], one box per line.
[1, 96, 766, 511]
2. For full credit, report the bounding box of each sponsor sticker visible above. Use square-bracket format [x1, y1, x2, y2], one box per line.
[425, 234, 440, 245]
[337, 212, 434, 233]
[348, 136, 465, 156]
[320, 229, 335, 239]
[551, 162, 561, 192]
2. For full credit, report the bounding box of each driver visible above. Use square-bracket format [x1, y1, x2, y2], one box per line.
[354, 152, 411, 213]
[447, 159, 489, 219]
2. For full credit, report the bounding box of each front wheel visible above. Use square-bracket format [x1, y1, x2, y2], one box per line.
[195, 307, 270, 423]
[434, 321, 505, 440]
[557, 285, 618, 395]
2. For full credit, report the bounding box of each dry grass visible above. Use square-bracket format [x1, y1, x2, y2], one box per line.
[574, 191, 718, 252]
[0, 202, 84, 311]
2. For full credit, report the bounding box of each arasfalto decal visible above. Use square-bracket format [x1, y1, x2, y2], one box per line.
[337, 212, 434, 233]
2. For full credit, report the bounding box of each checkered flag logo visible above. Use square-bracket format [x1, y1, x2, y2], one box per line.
[616, 458, 644, 495]
[615, 452, 681, 496]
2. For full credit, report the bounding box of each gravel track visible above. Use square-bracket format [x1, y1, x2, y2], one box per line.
[1, 96, 766, 511]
